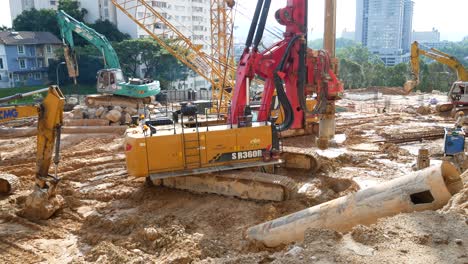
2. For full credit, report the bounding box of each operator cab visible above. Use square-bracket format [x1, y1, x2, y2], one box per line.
[97, 69, 125, 93]
[449, 81, 468, 106]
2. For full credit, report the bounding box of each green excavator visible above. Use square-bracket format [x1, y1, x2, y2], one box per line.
[57, 10, 160, 107]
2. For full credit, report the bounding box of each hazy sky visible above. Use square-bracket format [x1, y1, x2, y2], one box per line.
[0, 0, 466, 41]
[232, 0, 467, 42]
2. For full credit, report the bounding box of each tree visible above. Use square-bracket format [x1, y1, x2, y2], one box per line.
[308, 38, 356, 50]
[114, 40, 141, 77]
[13, 9, 59, 36]
[58, 0, 87, 22]
[13, 0, 87, 38]
[114, 39, 189, 88]
[48, 45, 104, 86]
[89, 20, 130, 42]
[339, 58, 364, 89]
[385, 63, 408, 87]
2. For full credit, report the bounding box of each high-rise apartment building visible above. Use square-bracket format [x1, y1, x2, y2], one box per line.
[355, 0, 414, 66]
[9, 0, 59, 22]
[9, 0, 116, 24]
[79, 0, 118, 24]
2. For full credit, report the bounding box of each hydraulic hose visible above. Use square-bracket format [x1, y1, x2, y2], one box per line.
[253, 0, 272, 50]
[273, 35, 301, 131]
[245, 0, 264, 48]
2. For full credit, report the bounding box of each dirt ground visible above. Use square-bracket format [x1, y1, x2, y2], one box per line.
[0, 90, 467, 263]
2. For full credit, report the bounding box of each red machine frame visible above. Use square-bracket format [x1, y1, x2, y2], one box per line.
[229, 0, 343, 131]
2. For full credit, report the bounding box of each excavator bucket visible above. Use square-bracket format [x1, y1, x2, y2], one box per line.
[21, 179, 64, 220]
[403, 80, 417, 94]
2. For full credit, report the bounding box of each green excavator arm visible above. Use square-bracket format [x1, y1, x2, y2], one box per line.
[56, 10, 160, 101]
[57, 10, 121, 71]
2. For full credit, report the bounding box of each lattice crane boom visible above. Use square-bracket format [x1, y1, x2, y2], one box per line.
[111, 0, 235, 109]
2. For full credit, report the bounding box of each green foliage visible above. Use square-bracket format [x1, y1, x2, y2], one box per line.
[308, 38, 357, 50]
[335, 41, 468, 92]
[308, 39, 323, 49]
[58, 0, 87, 21]
[89, 20, 130, 42]
[336, 45, 411, 89]
[438, 41, 468, 67]
[0, 84, 95, 104]
[114, 39, 189, 88]
[48, 46, 104, 87]
[12, 0, 86, 38]
[13, 8, 59, 36]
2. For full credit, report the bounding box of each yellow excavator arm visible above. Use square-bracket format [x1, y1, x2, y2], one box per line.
[0, 86, 65, 220]
[405, 41, 468, 94]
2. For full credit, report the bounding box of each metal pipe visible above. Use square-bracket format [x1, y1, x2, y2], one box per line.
[319, 0, 337, 148]
[0, 88, 49, 104]
[323, 0, 336, 57]
[246, 161, 463, 247]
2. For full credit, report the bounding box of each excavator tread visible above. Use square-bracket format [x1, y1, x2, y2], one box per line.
[216, 171, 299, 200]
[161, 171, 299, 201]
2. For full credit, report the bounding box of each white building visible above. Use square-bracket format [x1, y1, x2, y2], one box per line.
[117, 0, 212, 90]
[9, 0, 116, 24]
[412, 28, 441, 43]
[9, 0, 58, 21]
[79, 0, 118, 24]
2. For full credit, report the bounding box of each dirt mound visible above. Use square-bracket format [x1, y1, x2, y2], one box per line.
[441, 170, 468, 215]
[379, 143, 411, 160]
[229, 211, 468, 264]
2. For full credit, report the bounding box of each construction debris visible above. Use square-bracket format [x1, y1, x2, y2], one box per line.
[0, 173, 19, 194]
[417, 148, 430, 170]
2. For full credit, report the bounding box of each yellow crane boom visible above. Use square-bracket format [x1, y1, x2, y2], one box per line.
[111, 0, 235, 110]
[405, 41, 468, 93]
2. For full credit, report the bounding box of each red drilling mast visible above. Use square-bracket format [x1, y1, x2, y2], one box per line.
[229, 0, 343, 146]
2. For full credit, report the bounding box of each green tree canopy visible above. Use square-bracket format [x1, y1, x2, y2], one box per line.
[58, 0, 87, 21]
[114, 38, 189, 89]
[89, 20, 130, 42]
[13, 9, 59, 35]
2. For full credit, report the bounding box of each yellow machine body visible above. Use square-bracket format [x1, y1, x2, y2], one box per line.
[274, 98, 319, 126]
[125, 123, 276, 178]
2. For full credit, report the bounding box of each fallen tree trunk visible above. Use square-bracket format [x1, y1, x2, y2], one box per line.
[246, 161, 463, 247]
[0, 126, 127, 138]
